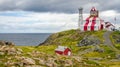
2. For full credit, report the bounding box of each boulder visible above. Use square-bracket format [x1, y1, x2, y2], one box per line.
[0, 46, 17, 55]
[0, 41, 15, 47]
[21, 57, 36, 65]
[0, 41, 18, 55]
[0, 52, 4, 55]
[39, 59, 46, 65]
[46, 61, 57, 67]
[0, 46, 6, 51]
[16, 51, 22, 55]
[17, 48, 23, 52]
[93, 45, 104, 53]
[16, 48, 23, 55]
[8, 47, 16, 52]
[65, 59, 73, 66]
[0, 41, 6, 46]
[14, 56, 21, 60]
[5, 41, 15, 46]
[31, 50, 41, 57]
[4, 61, 15, 66]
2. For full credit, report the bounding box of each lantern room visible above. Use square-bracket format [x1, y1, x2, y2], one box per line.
[90, 7, 99, 17]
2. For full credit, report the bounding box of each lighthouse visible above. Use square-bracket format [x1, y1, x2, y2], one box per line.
[80, 7, 104, 31]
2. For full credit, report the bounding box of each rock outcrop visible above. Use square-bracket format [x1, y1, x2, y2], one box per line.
[0, 41, 22, 55]
[0, 41, 15, 46]
[77, 35, 101, 46]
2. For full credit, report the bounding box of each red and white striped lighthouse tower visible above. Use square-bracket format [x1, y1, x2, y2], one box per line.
[80, 7, 104, 31]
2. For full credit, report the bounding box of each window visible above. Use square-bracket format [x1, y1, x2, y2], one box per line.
[88, 26, 90, 28]
[94, 26, 96, 28]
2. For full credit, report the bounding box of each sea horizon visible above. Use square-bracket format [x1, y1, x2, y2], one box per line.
[0, 33, 51, 46]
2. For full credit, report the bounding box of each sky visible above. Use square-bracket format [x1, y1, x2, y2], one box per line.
[0, 0, 120, 33]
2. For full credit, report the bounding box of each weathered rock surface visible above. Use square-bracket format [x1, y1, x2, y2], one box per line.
[0, 41, 23, 56]
[0, 41, 15, 46]
[0, 41, 6, 46]
[21, 57, 36, 65]
[93, 45, 104, 53]
[77, 35, 101, 46]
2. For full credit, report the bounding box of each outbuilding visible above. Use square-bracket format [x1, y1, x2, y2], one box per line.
[105, 22, 115, 31]
[55, 46, 71, 56]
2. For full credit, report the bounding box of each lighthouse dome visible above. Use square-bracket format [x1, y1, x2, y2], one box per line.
[90, 7, 99, 17]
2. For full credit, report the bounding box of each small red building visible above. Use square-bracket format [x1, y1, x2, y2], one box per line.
[55, 46, 71, 56]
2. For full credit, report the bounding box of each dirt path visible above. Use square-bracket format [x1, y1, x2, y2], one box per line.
[103, 31, 120, 53]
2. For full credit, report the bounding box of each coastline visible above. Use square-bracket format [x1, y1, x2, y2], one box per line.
[0, 30, 120, 66]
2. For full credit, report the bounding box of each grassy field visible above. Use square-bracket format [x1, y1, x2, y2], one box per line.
[14, 44, 120, 67]
[16, 29, 120, 66]
[1, 29, 120, 67]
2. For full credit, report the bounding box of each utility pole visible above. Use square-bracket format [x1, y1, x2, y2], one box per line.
[78, 7, 83, 30]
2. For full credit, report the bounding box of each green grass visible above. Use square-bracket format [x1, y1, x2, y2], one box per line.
[43, 29, 106, 46]
[16, 45, 57, 55]
[114, 44, 120, 50]
[16, 30, 114, 58]
[110, 31, 120, 50]
[15, 30, 116, 58]
[16, 44, 116, 59]
[1, 29, 120, 66]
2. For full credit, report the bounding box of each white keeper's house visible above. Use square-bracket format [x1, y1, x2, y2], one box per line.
[80, 7, 115, 31]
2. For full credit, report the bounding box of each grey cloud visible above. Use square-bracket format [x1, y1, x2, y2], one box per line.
[0, 0, 120, 13]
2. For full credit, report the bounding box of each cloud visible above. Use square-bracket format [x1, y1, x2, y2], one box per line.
[0, 0, 120, 33]
[0, 10, 120, 33]
[0, 0, 120, 13]
[0, 11, 78, 33]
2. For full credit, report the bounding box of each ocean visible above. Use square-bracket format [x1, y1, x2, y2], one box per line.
[0, 33, 51, 46]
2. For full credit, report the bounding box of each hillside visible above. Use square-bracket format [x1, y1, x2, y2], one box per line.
[0, 29, 120, 67]
[39, 29, 105, 46]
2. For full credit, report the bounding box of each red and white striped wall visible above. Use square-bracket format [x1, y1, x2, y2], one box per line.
[80, 16, 104, 31]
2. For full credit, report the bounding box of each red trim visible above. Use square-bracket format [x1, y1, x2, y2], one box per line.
[106, 24, 112, 28]
[55, 51, 63, 55]
[84, 17, 90, 31]
[105, 22, 115, 28]
[64, 48, 69, 55]
[91, 17, 96, 31]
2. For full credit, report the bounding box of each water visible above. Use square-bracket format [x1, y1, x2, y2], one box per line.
[0, 33, 51, 46]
